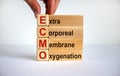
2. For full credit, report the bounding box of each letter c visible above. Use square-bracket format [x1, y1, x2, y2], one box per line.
[40, 28, 46, 36]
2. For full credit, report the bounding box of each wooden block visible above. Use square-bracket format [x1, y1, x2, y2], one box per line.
[37, 25, 83, 38]
[48, 50, 82, 61]
[48, 26, 83, 38]
[37, 15, 49, 25]
[49, 15, 83, 26]
[37, 15, 83, 26]
[37, 38, 49, 50]
[37, 15, 83, 61]
[37, 26, 48, 38]
[37, 50, 48, 60]
[49, 38, 83, 50]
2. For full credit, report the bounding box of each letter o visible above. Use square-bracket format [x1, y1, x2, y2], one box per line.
[39, 51, 46, 59]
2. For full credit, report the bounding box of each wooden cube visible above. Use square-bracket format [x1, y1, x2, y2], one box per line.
[37, 50, 48, 60]
[37, 26, 48, 38]
[37, 15, 49, 25]
[37, 38, 49, 50]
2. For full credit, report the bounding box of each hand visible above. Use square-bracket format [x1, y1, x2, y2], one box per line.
[25, 0, 41, 18]
[43, 0, 60, 14]
[25, 0, 60, 18]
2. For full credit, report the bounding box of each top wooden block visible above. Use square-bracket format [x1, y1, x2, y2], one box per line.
[37, 15, 83, 26]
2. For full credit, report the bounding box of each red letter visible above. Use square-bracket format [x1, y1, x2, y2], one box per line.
[39, 51, 46, 59]
[39, 39, 47, 48]
[40, 16, 46, 24]
[39, 28, 46, 36]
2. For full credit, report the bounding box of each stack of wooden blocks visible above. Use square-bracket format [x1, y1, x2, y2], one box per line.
[37, 15, 83, 61]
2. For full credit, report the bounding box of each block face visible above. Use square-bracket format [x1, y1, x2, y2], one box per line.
[49, 15, 83, 26]
[37, 38, 49, 50]
[37, 50, 48, 60]
[48, 50, 82, 61]
[38, 25, 83, 38]
[49, 38, 83, 50]
[37, 15, 49, 25]
[37, 26, 48, 38]
[48, 26, 83, 38]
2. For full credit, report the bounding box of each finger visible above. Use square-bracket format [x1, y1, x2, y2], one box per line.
[35, 5, 41, 18]
[25, 0, 41, 18]
[43, 0, 47, 4]
[46, 0, 55, 14]
[32, 0, 41, 18]
[34, 11, 39, 18]
[43, 0, 47, 13]
[54, 0, 60, 13]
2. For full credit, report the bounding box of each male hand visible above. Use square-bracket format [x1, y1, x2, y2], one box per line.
[25, 0, 60, 18]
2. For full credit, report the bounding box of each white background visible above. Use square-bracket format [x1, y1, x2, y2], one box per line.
[0, 0, 120, 76]
[0, 0, 120, 45]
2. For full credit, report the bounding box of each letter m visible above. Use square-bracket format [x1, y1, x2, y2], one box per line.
[38, 38, 48, 49]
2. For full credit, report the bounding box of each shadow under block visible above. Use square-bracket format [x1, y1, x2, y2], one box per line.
[37, 15, 83, 61]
